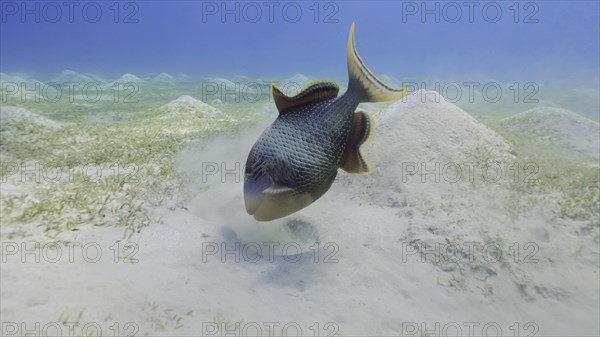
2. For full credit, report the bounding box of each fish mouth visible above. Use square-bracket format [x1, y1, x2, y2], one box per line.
[244, 182, 312, 222]
[244, 187, 293, 221]
[243, 190, 264, 217]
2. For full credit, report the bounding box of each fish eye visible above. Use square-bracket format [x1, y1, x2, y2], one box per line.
[245, 167, 253, 175]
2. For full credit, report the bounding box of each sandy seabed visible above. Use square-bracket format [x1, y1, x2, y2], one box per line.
[1, 91, 599, 336]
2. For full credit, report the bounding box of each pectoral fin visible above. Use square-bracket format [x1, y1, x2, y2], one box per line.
[341, 110, 374, 174]
[272, 81, 339, 114]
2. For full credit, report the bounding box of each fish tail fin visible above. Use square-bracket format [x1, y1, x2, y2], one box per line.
[346, 23, 408, 103]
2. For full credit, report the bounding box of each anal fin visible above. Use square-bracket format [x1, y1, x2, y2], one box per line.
[341, 110, 374, 174]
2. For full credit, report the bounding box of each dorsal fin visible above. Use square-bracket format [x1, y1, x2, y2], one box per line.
[341, 110, 374, 174]
[272, 80, 339, 114]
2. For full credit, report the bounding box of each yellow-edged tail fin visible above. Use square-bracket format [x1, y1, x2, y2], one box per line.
[347, 23, 407, 102]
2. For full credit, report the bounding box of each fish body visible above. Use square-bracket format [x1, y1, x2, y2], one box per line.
[244, 23, 407, 221]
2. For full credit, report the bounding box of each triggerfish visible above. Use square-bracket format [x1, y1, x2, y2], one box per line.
[244, 23, 408, 221]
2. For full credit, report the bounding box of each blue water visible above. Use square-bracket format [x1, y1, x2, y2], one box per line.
[1, 0, 598, 83]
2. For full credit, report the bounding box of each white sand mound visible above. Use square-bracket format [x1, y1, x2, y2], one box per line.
[282, 73, 312, 87]
[375, 90, 511, 160]
[155, 95, 229, 122]
[51, 70, 97, 83]
[0, 106, 60, 128]
[149, 72, 177, 86]
[118, 73, 144, 82]
[339, 90, 514, 203]
[206, 77, 270, 97]
[107, 73, 145, 86]
[84, 72, 106, 83]
[0, 74, 43, 89]
[102, 73, 146, 91]
[0, 106, 61, 161]
[206, 77, 239, 89]
[0, 72, 25, 83]
[499, 107, 600, 159]
[336, 90, 521, 269]
[231, 75, 251, 83]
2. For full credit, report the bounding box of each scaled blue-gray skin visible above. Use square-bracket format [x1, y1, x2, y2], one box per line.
[244, 23, 408, 221]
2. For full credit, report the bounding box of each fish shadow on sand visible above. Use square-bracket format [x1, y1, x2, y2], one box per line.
[219, 219, 329, 291]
